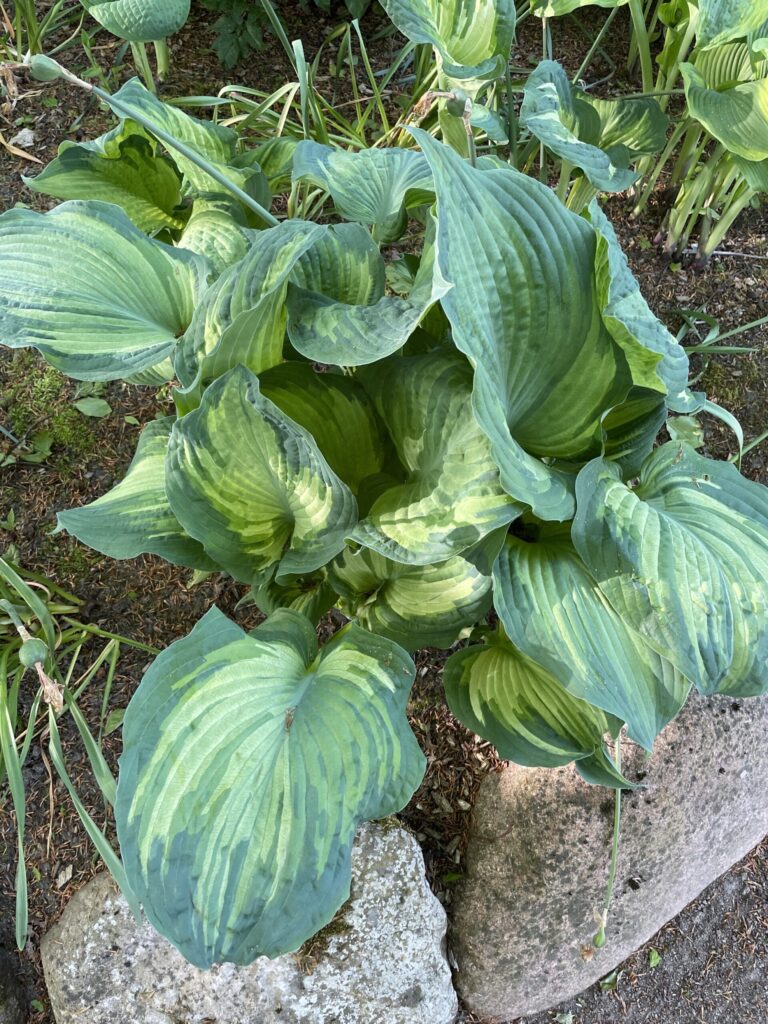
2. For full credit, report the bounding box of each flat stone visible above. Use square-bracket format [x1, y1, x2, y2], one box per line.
[451, 692, 768, 1021]
[42, 823, 458, 1024]
[0, 953, 25, 1024]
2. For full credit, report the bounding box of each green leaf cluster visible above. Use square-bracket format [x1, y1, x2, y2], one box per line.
[5, 75, 768, 972]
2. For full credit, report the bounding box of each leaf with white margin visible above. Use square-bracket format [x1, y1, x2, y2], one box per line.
[116, 606, 425, 966]
[444, 630, 631, 787]
[174, 219, 325, 411]
[167, 366, 357, 584]
[56, 418, 214, 571]
[287, 216, 451, 367]
[380, 0, 516, 81]
[81, 0, 190, 41]
[259, 362, 389, 496]
[696, 0, 768, 49]
[23, 128, 184, 234]
[349, 352, 521, 565]
[573, 443, 768, 696]
[292, 140, 434, 242]
[329, 547, 492, 650]
[411, 128, 632, 521]
[520, 61, 638, 192]
[682, 63, 768, 161]
[587, 200, 691, 405]
[0, 200, 209, 381]
[493, 526, 691, 750]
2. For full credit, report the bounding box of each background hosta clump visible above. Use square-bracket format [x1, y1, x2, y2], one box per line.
[3, 61, 767, 971]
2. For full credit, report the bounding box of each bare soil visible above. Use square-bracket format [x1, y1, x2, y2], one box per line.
[0, 5, 766, 1024]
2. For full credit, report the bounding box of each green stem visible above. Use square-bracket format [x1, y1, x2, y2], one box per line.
[30, 58, 280, 227]
[594, 735, 622, 949]
[657, 18, 697, 112]
[130, 41, 156, 93]
[573, 6, 620, 84]
[505, 63, 519, 169]
[633, 118, 689, 215]
[697, 188, 757, 266]
[628, 0, 653, 92]
[153, 39, 170, 81]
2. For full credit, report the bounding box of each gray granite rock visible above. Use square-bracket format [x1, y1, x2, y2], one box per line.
[451, 692, 768, 1021]
[0, 953, 25, 1024]
[42, 822, 458, 1024]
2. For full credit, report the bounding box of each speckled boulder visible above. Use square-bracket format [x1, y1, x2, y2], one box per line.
[0, 954, 25, 1024]
[42, 822, 458, 1024]
[451, 692, 768, 1021]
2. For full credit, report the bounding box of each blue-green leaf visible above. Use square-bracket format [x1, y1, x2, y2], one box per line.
[116, 607, 425, 966]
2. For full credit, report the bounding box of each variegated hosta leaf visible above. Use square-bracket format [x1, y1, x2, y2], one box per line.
[177, 197, 255, 275]
[81, 0, 190, 41]
[444, 631, 630, 787]
[0, 200, 209, 381]
[696, 0, 768, 49]
[572, 444, 768, 697]
[349, 353, 521, 564]
[681, 63, 768, 161]
[292, 141, 433, 243]
[532, 0, 627, 15]
[693, 39, 759, 87]
[601, 388, 667, 477]
[287, 217, 450, 367]
[412, 128, 632, 521]
[174, 220, 325, 412]
[107, 79, 239, 193]
[23, 126, 184, 234]
[250, 568, 338, 625]
[56, 418, 214, 570]
[116, 607, 425, 966]
[520, 61, 638, 192]
[329, 547, 492, 650]
[166, 366, 358, 583]
[580, 94, 668, 157]
[587, 200, 691, 406]
[380, 0, 516, 80]
[259, 363, 389, 496]
[493, 528, 691, 750]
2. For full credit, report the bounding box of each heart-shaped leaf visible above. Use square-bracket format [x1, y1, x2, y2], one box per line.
[116, 607, 425, 966]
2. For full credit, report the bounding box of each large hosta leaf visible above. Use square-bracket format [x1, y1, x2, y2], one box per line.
[572, 444, 768, 696]
[292, 142, 433, 243]
[287, 217, 450, 366]
[349, 353, 521, 564]
[380, 0, 516, 80]
[600, 388, 667, 477]
[588, 200, 691, 405]
[56, 418, 213, 570]
[696, 0, 768, 49]
[681, 63, 768, 161]
[107, 79, 239, 193]
[259, 362, 389, 495]
[174, 220, 325, 410]
[81, 0, 190, 41]
[444, 630, 630, 787]
[494, 527, 691, 749]
[116, 607, 425, 966]
[412, 128, 632, 521]
[177, 197, 254, 275]
[329, 547, 492, 649]
[520, 61, 638, 192]
[166, 366, 358, 583]
[582, 94, 668, 157]
[23, 126, 184, 234]
[0, 201, 208, 380]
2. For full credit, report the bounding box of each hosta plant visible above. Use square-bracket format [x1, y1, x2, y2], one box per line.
[3, 74, 768, 967]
